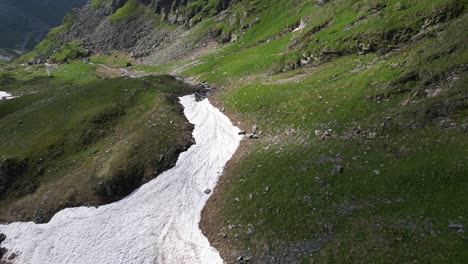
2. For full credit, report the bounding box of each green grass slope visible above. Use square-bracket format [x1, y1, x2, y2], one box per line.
[179, 0, 468, 263]
[1, 0, 466, 262]
[0, 63, 195, 223]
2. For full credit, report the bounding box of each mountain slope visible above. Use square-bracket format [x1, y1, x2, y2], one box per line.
[1, 0, 467, 263]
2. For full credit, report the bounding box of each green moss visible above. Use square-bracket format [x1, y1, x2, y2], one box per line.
[50, 41, 88, 63]
[110, 0, 142, 21]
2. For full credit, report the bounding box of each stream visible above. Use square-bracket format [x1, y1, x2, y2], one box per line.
[0, 95, 242, 264]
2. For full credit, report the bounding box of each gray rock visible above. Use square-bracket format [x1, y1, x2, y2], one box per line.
[448, 223, 464, 230]
[204, 189, 212, 194]
[0, 233, 5, 244]
[238, 131, 247, 135]
[333, 165, 344, 174]
[252, 125, 258, 134]
[0, 247, 7, 259]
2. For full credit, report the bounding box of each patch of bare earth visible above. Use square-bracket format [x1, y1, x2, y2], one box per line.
[200, 90, 257, 263]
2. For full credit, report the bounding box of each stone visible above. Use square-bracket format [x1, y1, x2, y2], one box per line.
[316, 0, 329, 5]
[0, 247, 7, 259]
[204, 189, 212, 194]
[448, 223, 464, 230]
[37, 167, 45, 176]
[249, 134, 259, 139]
[334, 165, 344, 174]
[0, 233, 6, 244]
[368, 132, 377, 139]
[252, 125, 258, 134]
[314, 130, 323, 137]
[238, 131, 247, 135]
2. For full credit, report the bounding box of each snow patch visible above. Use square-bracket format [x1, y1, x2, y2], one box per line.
[292, 19, 306, 33]
[0, 95, 242, 264]
[0, 91, 15, 100]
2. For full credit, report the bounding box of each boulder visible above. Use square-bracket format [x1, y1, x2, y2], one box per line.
[448, 223, 464, 230]
[333, 165, 344, 174]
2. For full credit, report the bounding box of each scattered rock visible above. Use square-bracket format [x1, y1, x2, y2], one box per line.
[333, 165, 344, 174]
[368, 132, 377, 139]
[439, 119, 456, 130]
[461, 122, 468, 133]
[37, 167, 45, 176]
[204, 189, 212, 194]
[320, 129, 333, 140]
[252, 125, 258, 134]
[249, 134, 259, 139]
[448, 223, 464, 230]
[238, 131, 247, 135]
[237, 255, 253, 263]
[246, 224, 255, 235]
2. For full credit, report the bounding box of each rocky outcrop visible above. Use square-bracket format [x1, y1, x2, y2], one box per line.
[54, 0, 230, 61]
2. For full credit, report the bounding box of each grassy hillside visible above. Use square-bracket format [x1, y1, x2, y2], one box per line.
[0, 63, 195, 223]
[1, 0, 466, 262]
[173, 0, 468, 263]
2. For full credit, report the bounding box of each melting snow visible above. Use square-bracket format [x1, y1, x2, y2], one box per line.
[0, 91, 15, 100]
[292, 19, 306, 33]
[0, 95, 242, 264]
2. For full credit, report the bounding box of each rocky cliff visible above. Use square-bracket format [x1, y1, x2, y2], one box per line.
[30, 0, 232, 62]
